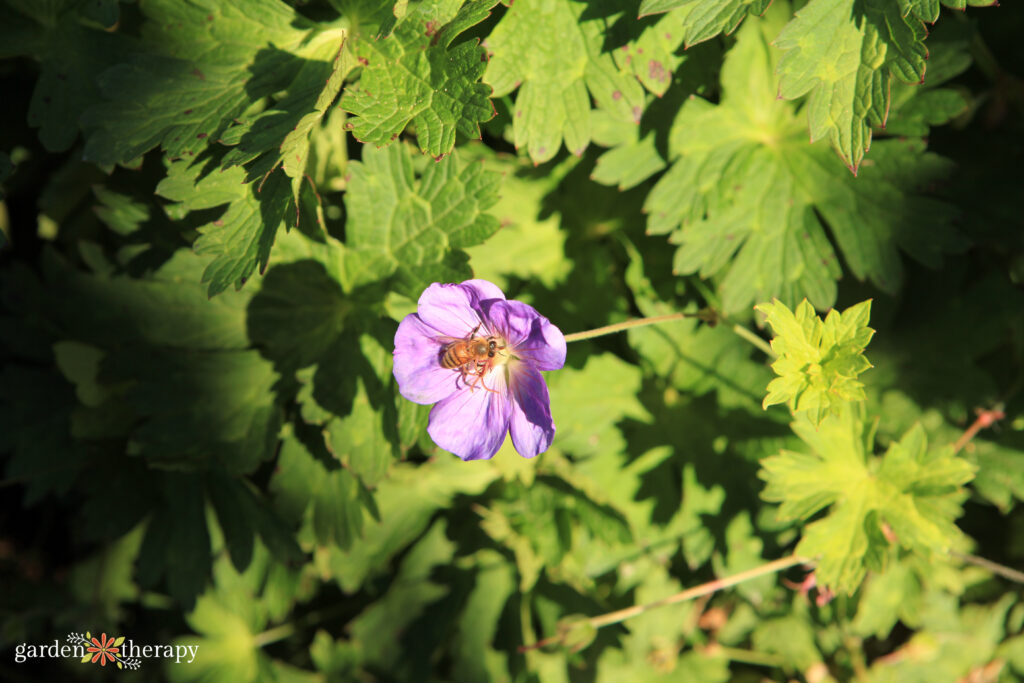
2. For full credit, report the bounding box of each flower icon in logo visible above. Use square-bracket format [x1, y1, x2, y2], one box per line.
[85, 632, 121, 666]
[393, 280, 566, 461]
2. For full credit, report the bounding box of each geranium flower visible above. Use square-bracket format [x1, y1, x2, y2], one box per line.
[86, 633, 119, 666]
[394, 280, 566, 461]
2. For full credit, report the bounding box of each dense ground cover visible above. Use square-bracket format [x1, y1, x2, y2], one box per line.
[2, 0, 1024, 680]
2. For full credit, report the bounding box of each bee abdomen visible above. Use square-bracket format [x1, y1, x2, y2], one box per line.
[441, 346, 462, 369]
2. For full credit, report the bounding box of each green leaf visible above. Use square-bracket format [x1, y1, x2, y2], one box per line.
[851, 560, 920, 639]
[1, 2, 129, 152]
[68, 526, 143, 623]
[868, 594, 1014, 682]
[91, 186, 151, 237]
[449, 551, 516, 683]
[485, 0, 645, 164]
[898, 0, 997, 23]
[340, 0, 497, 158]
[751, 614, 823, 671]
[596, 557, 730, 680]
[614, 7, 692, 96]
[0, 365, 84, 504]
[645, 9, 963, 313]
[590, 109, 666, 191]
[222, 32, 353, 182]
[269, 435, 373, 551]
[462, 150, 570, 289]
[345, 521, 455, 677]
[103, 347, 281, 474]
[622, 236, 772, 411]
[81, 0, 312, 165]
[53, 341, 107, 407]
[79, 0, 119, 28]
[247, 261, 352, 372]
[638, 0, 771, 47]
[325, 457, 497, 592]
[711, 512, 774, 603]
[775, 0, 928, 172]
[137, 473, 212, 609]
[872, 392, 1024, 513]
[547, 354, 651, 459]
[342, 144, 500, 295]
[165, 546, 275, 683]
[206, 472, 258, 573]
[157, 160, 292, 297]
[760, 407, 975, 594]
[42, 248, 253, 350]
[324, 378, 396, 488]
[757, 298, 874, 425]
[883, 20, 973, 136]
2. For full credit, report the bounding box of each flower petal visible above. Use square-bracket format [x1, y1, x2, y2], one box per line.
[416, 281, 505, 338]
[485, 300, 566, 371]
[458, 279, 506, 303]
[508, 364, 555, 458]
[393, 314, 460, 405]
[427, 371, 511, 460]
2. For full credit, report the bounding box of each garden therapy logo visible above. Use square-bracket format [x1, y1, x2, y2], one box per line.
[13, 631, 198, 669]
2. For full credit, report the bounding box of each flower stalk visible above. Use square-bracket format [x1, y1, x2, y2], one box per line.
[521, 554, 810, 652]
[562, 307, 775, 357]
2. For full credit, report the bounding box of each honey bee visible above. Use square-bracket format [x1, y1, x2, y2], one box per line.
[440, 324, 504, 392]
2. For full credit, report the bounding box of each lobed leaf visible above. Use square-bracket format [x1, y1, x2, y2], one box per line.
[484, 0, 645, 164]
[646, 8, 963, 313]
[639, 0, 771, 46]
[342, 144, 500, 295]
[82, 0, 312, 165]
[760, 407, 975, 594]
[340, 0, 498, 158]
[158, 160, 292, 297]
[775, 0, 927, 172]
[757, 298, 874, 425]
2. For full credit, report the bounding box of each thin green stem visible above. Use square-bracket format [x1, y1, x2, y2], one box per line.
[563, 312, 698, 343]
[843, 632, 870, 683]
[523, 554, 810, 651]
[563, 309, 775, 359]
[252, 623, 295, 649]
[706, 645, 785, 668]
[952, 550, 1024, 584]
[251, 602, 351, 648]
[587, 554, 808, 629]
[729, 322, 775, 358]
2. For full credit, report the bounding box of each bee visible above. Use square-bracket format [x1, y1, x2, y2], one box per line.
[440, 324, 504, 392]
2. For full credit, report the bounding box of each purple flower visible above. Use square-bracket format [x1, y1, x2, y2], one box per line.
[393, 280, 566, 461]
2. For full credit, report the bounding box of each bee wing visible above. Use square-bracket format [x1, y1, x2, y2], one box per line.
[434, 335, 467, 346]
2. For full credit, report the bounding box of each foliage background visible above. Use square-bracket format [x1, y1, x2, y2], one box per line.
[1, 0, 1024, 680]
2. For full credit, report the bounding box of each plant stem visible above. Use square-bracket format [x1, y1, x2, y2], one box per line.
[704, 644, 785, 668]
[523, 554, 810, 651]
[563, 309, 775, 358]
[952, 407, 1005, 454]
[563, 312, 698, 343]
[588, 554, 808, 629]
[952, 550, 1024, 584]
[729, 322, 775, 357]
[251, 602, 351, 648]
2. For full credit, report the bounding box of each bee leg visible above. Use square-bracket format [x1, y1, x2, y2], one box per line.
[457, 364, 473, 390]
[467, 361, 496, 393]
[476, 364, 502, 395]
[462, 363, 482, 392]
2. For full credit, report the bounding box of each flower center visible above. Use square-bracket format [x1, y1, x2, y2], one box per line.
[489, 340, 511, 368]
